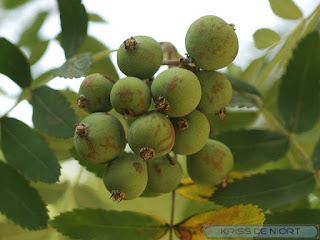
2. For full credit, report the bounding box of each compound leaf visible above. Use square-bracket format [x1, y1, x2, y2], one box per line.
[51, 209, 168, 240]
[253, 28, 280, 49]
[210, 169, 316, 210]
[57, 0, 88, 58]
[77, 36, 118, 80]
[212, 129, 289, 171]
[0, 38, 32, 88]
[53, 53, 92, 78]
[18, 11, 49, 47]
[265, 209, 320, 224]
[175, 204, 265, 240]
[278, 31, 320, 133]
[269, 0, 302, 20]
[32, 86, 78, 138]
[0, 161, 49, 230]
[1, 117, 61, 183]
[177, 172, 249, 202]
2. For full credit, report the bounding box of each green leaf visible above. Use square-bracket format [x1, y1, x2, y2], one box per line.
[278, 31, 320, 133]
[1, 0, 29, 9]
[0, 221, 51, 240]
[31, 181, 69, 204]
[53, 53, 92, 78]
[312, 137, 320, 170]
[207, 109, 259, 134]
[228, 92, 262, 109]
[77, 36, 119, 80]
[28, 40, 49, 65]
[18, 11, 49, 47]
[240, 55, 266, 83]
[88, 13, 107, 23]
[57, 0, 88, 58]
[210, 169, 316, 210]
[226, 74, 261, 96]
[0, 161, 49, 230]
[269, 0, 303, 20]
[265, 209, 320, 224]
[51, 209, 168, 240]
[74, 185, 107, 209]
[32, 86, 78, 138]
[0, 38, 32, 88]
[1, 117, 60, 183]
[70, 147, 105, 178]
[212, 129, 289, 171]
[253, 28, 280, 49]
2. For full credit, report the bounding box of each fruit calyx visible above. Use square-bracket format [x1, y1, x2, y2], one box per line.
[124, 109, 135, 120]
[124, 37, 138, 51]
[75, 123, 89, 138]
[139, 147, 156, 161]
[215, 107, 227, 120]
[77, 94, 88, 109]
[155, 96, 170, 112]
[110, 190, 126, 202]
[175, 117, 188, 130]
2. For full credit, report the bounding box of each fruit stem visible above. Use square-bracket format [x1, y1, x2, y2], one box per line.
[169, 190, 176, 240]
[162, 57, 195, 66]
[166, 154, 175, 165]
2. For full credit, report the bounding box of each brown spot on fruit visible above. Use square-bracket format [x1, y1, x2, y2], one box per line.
[85, 138, 95, 159]
[155, 165, 161, 174]
[133, 162, 143, 173]
[100, 137, 118, 150]
[167, 77, 178, 92]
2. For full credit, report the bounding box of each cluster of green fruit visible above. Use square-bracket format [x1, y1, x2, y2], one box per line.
[73, 15, 237, 202]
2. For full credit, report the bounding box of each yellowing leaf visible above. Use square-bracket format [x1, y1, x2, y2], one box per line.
[175, 204, 265, 240]
[177, 172, 249, 202]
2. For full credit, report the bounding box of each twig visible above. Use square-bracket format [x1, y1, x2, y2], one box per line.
[169, 190, 176, 240]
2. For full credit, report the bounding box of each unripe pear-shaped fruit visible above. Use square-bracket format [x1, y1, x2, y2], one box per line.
[103, 155, 148, 202]
[74, 112, 126, 164]
[147, 156, 183, 193]
[171, 110, 210, 155]
[196, 71, 232, 114]
[110, 77, 151, 119]
[77, 73, 114, 113]
[128, 111, 175, 160]
[185, 15, 239, 70]
[187, 139, 234, 187]
[117, 36, 163, 79]
[151, 68, 201, 117]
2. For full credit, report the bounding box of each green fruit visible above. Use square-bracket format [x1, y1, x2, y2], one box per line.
[185, 15, 239, 70]
[147, 156, 183, 193]
[207, 108, 259, 134]
[74, 112, 126, 164]
[117, 36, 163, 79]
[128, 111, 175, 160]
[103, 155, 148, 201]
[196, 71, 232, 114]
[187, 139, 234, 187]
[110, 77, 151, 119]
[77, 73, 114, 113]
[151, 68, 201, 117]
[171, 110, 210, 155]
